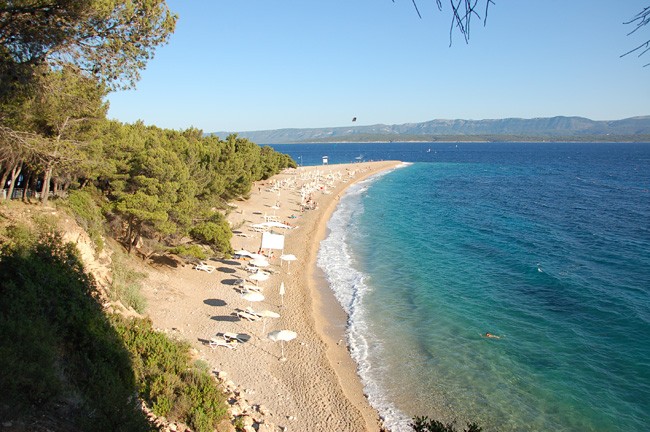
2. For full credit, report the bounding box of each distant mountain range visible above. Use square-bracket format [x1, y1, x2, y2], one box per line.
[210, 116, 650, 144]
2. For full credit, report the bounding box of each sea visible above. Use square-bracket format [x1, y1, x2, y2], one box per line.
[270, 142, 650, 432]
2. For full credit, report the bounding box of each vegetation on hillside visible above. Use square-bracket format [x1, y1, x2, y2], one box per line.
[0, 3, 292, 430]
[1, 1, 296, 259]
[0, 220, 228, 431]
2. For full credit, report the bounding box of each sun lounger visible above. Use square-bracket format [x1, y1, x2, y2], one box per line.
[236, 311, 261, 322]
[209, 338, 237, 349]
[244, 307, 263, 318]
[195, 261, 216, 273]
[240, 283, 263, 293]
[223, 332, 245, 343]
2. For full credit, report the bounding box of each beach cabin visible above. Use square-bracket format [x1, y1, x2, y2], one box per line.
[322, 155, 329, 165]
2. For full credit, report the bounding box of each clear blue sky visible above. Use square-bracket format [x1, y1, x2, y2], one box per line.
[106, 0, 650, 132]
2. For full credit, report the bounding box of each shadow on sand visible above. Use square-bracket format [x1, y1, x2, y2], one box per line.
[203, 298, 227, 307]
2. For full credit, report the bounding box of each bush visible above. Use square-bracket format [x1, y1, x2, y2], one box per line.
[110, 248, 148, 313]
[189, 213, 233, 255]
[169, 243, 208, 260]
[115, 317, 228, 432]
[0, 231, 149, 431]
[64, 189, 105, 252]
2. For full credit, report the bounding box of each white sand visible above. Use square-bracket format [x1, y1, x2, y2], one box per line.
[141, 161, 401, 431]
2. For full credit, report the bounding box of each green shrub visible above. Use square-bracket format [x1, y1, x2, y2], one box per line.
[110, 248, 147, 313]
[64, 189, 106, 252]
[114, 317, 228, 431]
[169, 243, 208, 260]
[0, 231, 150, 431]
[3, 223, 37, 252]
[189, 213, 233, 255]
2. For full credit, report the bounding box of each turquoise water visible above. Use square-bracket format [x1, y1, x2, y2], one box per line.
[314, 144, 650, 431]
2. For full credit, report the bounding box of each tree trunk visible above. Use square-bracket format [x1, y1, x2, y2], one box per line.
[6, 162, 22, 201]
[40, 165, 53, 205]
[0, 165, 9, 201]
[21, 172, 32, 202]
[126, 216, 134, 253]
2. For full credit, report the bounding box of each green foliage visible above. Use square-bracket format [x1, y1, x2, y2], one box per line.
[189, 212, 233, 255]
[3, 222, 37, 251]
[0, 231, 150, 431]
[110, 247, 148, 313]
[0, 0, 177, 94]
[169, 244, 208, 260]
[65, 188, 106, 252]
[115, 317, 228, 432]
[410, 417, 485, 432]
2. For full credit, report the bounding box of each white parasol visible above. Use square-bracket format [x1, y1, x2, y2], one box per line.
[268, 329, 297, 360]
[250, 258, 270, 267]
[280, 254, 297, 274]
[258, 309, 281, 333]
[242, 291, 265, 308]
[249, 271, 270, 285]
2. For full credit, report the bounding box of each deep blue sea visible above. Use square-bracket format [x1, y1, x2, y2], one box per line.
[272, 142, 650, 431]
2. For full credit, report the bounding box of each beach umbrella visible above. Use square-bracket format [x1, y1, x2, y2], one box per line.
[242, 291, 265, 308]
[249, 271, 270, 285]
[249, 253, 266, 261]
[268, 330, 297, 360]
[280, 254, 297, 274]
[279, 281, 286, 306]
[235, 249, 253, 258]
[258, 309, 281, 333]
[250, 258, 270, 267]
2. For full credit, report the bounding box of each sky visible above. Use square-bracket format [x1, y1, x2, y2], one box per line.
[106, 0, 650, 132]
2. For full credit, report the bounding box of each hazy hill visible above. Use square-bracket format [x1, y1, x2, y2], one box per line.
[210, 116, 650, 144]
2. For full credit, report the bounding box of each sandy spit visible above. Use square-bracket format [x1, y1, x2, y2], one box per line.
[142, 161, 402, 432]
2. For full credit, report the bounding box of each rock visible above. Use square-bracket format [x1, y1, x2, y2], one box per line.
[217, 419, 236, 432]
[243, 426, 256, 432]
[239, 401, 251, 413]
[230, 404, 243, 417]
[257, 422, 275, 432]
[241, 415, 254, 428]
[257, 404, 271, 416]
[168, 422, 178, 431]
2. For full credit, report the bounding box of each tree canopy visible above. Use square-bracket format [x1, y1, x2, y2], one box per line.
[0, 0, 177, 93]
[0, 0, 296, 257]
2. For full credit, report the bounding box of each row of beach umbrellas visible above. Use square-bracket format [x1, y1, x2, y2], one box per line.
[234, 249, 296, 360]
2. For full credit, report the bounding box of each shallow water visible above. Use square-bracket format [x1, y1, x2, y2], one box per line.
[312, 143, 650, 432]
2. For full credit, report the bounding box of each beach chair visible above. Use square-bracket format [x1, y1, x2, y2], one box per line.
[223, 332, 245, 343]
[240, 283, 263, 293]
[236, 310, 262, 322]
[195, 261, 216, 273]
[209, 338, 237, 350]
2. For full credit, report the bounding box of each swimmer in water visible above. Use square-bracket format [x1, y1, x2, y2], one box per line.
[484, 332, 501, 339]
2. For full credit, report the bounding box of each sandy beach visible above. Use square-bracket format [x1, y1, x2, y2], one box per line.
[141, 161, 401, 431]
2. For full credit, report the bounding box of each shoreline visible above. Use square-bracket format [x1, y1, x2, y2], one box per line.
[306, 163, 403, 431]
[140, 160, 401, 431]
